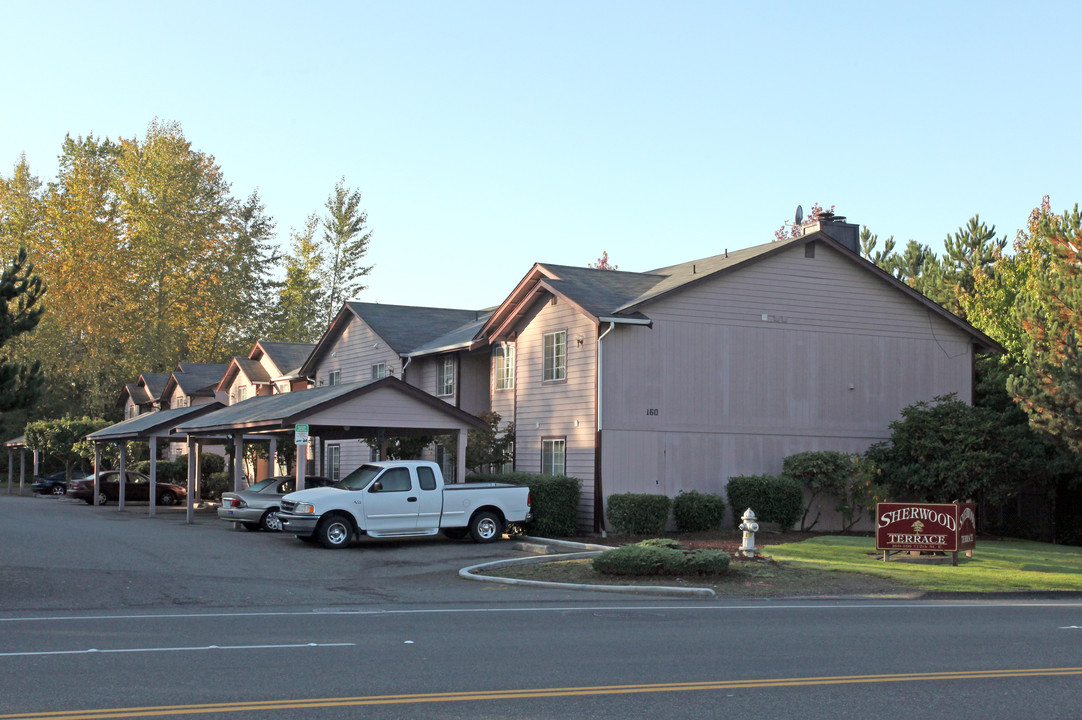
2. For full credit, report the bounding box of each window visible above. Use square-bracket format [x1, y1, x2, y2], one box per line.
[375, 467, 411, 492]
[328, 370, 341, 386]
[493, 344, 515, 390]
[543, 331, 566, 382]
[237, 385, 248, 402]
[437, 356, 454, 397]
[541, 438, 565, 476]
[417, 466, 437, 491]
[371, 362, 386, 380]
[435, 444, 455, 482]
[500, 441, 515, 474]
[328, 445, 340, 482]
[275, 381, 290, 394]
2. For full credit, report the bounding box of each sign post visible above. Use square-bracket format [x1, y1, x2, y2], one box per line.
[294, 424, 309, 491]
[876, 502, 977, 566]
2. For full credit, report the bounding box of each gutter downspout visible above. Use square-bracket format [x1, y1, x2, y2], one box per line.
[595, 321, 615, 535]
[401, 356, 412, 379]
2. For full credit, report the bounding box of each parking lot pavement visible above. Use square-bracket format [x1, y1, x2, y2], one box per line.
[0, 493, 547, 614]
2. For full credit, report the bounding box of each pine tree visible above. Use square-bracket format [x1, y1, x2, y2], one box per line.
[0, 247, 46, 412]
[320, 178, 372, 324]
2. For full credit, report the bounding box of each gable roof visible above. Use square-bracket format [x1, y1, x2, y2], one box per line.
[480, 232, 1003, 353]
[86, 403, 226, 441]
[255, 341, 315, 377]
[162, 363, 229, 401]
[301, 301, 488, 376]
[138, 373, 170, 401]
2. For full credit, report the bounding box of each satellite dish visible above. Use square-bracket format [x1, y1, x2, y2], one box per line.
[794, 205, 804, 225]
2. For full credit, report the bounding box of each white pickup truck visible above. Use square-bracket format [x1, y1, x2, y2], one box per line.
[278, 460, 533, 549]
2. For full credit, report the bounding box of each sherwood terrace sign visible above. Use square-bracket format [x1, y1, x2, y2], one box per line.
[876, 502, 977, 556]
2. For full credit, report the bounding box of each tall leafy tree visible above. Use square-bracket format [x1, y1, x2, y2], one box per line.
[273, 213, 325, 343]
[0, 246, 46, 413]
[320, 178, 372, 324]
[1006, 204, 1082, 451]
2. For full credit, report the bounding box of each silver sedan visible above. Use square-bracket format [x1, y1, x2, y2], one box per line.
[218, 475, 335, 532]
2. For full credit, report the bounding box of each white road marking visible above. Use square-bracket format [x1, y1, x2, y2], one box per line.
[0, 642, 354, 657]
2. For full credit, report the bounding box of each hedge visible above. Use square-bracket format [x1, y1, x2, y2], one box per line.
[725, 474, 803, 530]
[606, 493, 672, 535]
[671, 490, 726, 532]
[467, 472, 581, 537]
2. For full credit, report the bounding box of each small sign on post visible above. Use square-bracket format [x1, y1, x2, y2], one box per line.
[876, 502, 977, 566]
[295, 424, 309, 446]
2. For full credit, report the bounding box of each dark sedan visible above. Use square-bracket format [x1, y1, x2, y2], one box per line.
[68, 471, 187, 506]
[31, 470, 88, 496]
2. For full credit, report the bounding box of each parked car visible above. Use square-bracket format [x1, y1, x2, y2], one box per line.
[68, 471, 187, 506]
[218, 475, 335, 532]
[31, 470, 88, 496]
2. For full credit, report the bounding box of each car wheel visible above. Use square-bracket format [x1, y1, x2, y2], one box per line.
[97, 492, 109, 506]
[159, 491, 177, 506]
[442, 527, 469, 540]
[469, 511, 503, 543]
[316, 514, 353, 549]
[242, 522, 260, 531]
[260, 509, 282, 532]
[51, 485, 65, 496]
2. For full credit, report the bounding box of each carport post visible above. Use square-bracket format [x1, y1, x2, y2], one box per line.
[233, 435, 244, 493]
[93, 444, 101, 505]
[32, 449, 38, 477]
[186, 437, 197, 525]
[19, 449, 25, 493]
[456, 430, 466, 485]
[7, 450, 12, 495]
[118, 442, 127, 510]
[148, 436, 158, 517]
[268, 437, 277, 474]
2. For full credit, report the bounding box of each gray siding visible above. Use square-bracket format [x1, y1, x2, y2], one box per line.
[316, 316, 401, 386]
[459, 350, 491, 417]
[512, 295, 598, 527]
[599, 243, 975, 527]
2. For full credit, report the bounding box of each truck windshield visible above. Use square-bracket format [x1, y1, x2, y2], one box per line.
[338, 464, 382, 490]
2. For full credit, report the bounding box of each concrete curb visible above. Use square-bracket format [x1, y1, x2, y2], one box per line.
[461, 539, 717, 598]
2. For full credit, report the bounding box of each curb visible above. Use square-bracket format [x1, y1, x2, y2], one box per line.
[461, 538, 717, 598]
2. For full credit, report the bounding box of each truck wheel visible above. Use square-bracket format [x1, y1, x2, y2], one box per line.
[442, 527, 469, 540]
[316, 515, 353, 549]
[469, 511, 503, 543]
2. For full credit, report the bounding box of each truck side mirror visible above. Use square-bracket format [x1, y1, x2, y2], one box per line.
[370, 480, 383, 492]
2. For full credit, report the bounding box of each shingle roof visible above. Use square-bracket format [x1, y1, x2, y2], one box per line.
[345, 302, 485, 355]
[234, 358, 271, 384]
[406, 312, 494, 356]
[173, 364, 229, 396]
[124, 383, 152, 405]
[138, 373, 170, 400]
[533, 265, 666, 318]
[257, 341, 315, 376]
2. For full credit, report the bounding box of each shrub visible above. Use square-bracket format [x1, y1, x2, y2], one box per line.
[671, 490, 726, 532]
[201, 472, 231, 501]
[606, 493, 672, 535]
[593, 540, 730, 577]
[467, 472, 581, 537]
[725, 474, 802, 530]
[782, 451, 854, 531]
[200, 453, 225, 476]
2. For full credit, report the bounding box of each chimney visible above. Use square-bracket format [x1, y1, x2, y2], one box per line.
[801, 210, 860, 253]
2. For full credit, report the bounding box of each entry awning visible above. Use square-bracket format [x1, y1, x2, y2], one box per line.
[173, 376, 487, 439]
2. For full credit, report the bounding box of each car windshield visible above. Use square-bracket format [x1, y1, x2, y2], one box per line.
[247, 478, 279, 492]
[338, 465, 382, 491]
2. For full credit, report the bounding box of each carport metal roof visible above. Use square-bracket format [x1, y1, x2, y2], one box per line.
[86, 403, 225, 442]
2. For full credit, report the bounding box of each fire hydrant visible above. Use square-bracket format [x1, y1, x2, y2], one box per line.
[739, 508, 759, 558]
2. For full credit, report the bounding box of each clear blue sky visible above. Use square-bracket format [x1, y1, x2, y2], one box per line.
[3, 1, 1080, 310]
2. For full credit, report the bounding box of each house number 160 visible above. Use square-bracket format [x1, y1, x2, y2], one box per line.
[646, 408, 659, 416]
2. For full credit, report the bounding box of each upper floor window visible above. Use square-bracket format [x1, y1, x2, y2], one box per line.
[328, 370, 341, 386]
[543, 331, 566, 382]
[493, 344, 515, 390]
[541, 438, 566, 476]
[237, 385, 248, 402]
[275, 381, 290, 394]
[437, 356, 454, 397]
[371, 362, 386, 380]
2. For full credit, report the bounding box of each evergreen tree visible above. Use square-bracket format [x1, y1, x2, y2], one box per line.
[0, 246, 46, 412]
[274, 214, 325, 343]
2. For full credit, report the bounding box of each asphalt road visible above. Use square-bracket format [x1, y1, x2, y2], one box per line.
[3, 494, 1082, 719]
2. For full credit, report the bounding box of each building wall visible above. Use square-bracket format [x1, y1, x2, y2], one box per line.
[599, 243, 976, 526]
[511, 295, 598, 527]
[315, 316, 401, 386]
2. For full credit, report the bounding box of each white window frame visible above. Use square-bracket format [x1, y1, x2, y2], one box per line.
[543, 330, 566, 382]
[541, 438, 565, 476]
[371, 362, 386, 380]
[436, 356, 455, 397]
[328, 370, 341, 386]
[328, 445, 341, 482]
[237, 385, 248, 402]
[494, 343, 515, 391]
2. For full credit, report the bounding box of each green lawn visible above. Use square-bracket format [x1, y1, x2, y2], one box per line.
[763, 536, 1082, 593]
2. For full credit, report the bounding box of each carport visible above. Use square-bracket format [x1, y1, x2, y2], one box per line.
[4, 435, 38, 494]
[173, 376, 488, 522]
[84, 403, 225, 518]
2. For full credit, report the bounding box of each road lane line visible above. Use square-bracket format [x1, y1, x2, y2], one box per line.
[2, 667, 1081, 719]
[0, 642, 354, 658]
